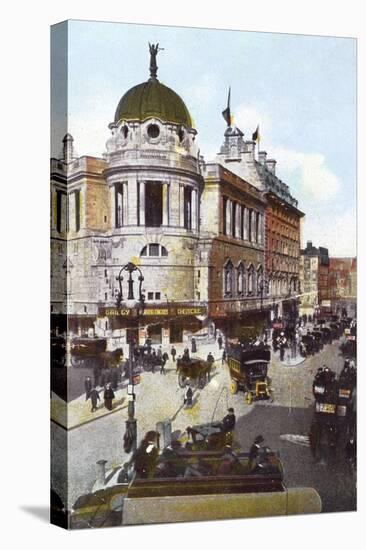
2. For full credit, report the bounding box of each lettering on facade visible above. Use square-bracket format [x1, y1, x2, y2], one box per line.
[99, 305, 207, 318]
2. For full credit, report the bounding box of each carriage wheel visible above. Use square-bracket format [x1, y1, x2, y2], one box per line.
[178, 373, 186, 388]
[230, 380, 238, 395]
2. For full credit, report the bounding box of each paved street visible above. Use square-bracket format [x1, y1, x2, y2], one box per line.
[51, 335, 356, 513]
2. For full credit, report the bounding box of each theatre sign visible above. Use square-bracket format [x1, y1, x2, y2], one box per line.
[99, 305, 207, 318]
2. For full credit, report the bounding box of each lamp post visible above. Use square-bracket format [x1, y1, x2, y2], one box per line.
[115, 262, 145, 454]
[257, 278, 270, 311]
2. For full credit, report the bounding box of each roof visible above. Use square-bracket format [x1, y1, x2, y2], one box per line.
[114, 78, 193, 127]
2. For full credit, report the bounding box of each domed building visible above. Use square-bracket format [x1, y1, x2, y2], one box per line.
[51, 45, 206, 350]
[50, 44, 303, 355]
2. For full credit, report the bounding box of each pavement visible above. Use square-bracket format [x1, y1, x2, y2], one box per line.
[51, 340, 231, 431]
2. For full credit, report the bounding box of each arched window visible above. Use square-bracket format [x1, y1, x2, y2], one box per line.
[257, 265, 263, 294]
[224, 260, 234, 296]
[140, 244, 168, 257]
[237, 262, 245, 295]
[247, 264, 255, 295]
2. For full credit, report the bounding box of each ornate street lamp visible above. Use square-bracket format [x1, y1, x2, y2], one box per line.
[115, 262, 145, 454]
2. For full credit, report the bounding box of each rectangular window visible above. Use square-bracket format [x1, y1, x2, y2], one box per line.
[104, 269, 108, 277]
[56, 191, 62, 233]
[223, 197, 227, 235]
[155, 292, 161, 300]
[184, 187, 192, 229]
[232, 202, 236, 237]
[240, 206, 244, 239]
[147, 292, 154, 300]
[248, 210, 252, 242]
[145, 182, 163, 227]
[84, 305, 87, 313]
[75, 190, 80, 232]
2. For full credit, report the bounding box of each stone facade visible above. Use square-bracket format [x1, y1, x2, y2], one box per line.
[299, 241, 329, 317]
[51, 60, 304, 349]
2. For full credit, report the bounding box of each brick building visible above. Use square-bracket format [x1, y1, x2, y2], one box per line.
[328, 257, 357, 317]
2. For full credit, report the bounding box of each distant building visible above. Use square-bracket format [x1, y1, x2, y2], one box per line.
[328, 257, 357, 317]
[299, 241, 330, 317]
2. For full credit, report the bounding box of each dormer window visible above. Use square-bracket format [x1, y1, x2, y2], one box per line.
[122, 125, 128, 139]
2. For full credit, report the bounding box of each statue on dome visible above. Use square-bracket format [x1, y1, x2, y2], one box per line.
[149, 42, 164, 79]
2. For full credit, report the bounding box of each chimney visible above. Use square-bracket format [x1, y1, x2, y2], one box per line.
[95, 460, 108, 488]
[244, 140, 255, 160]
[258, 150, 267, 165]
[266, 159, 276, 174]
[62, 133, 76, 163]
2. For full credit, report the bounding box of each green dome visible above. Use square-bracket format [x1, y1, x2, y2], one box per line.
[114, 79, 193, 127]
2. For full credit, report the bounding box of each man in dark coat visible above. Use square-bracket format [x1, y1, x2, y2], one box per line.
[207, 352, 215, 366]
[191, 337, 197, 353]
[84, 376, 92, 400]
[171, 346, 177, 362]
[103, 384, 115, 411]
[88, 387, 100, 412]
[218, 335, 223, 350]
[249, 435, 264, 470]
[160, 351, 169, 375]
[221, 408, 236, 432]
[184, 386, 193, 408]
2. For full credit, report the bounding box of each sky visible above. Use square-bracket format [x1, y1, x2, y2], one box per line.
[51, 20, 357, 257]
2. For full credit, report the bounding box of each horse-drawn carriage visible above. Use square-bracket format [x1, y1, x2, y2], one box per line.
[227, 344, 271, 401]
[177, 357, 212, 389]
[71, 338, 123, 369]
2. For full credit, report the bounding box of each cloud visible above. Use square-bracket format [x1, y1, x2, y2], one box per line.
[233, 103, 272, 137]
[302, 208, 356, 257]
[269, 145, 341, 201]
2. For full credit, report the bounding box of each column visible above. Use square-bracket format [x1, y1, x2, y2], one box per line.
[122, 183, 128, 226]
[109, 185, 115, 229]
[139, 181, 145, 226]
[236, 203, 241, 239]
[179, 184, 185, 227]
[162, 182, 169, 226]
[226, 199, 231, 236]
[191, 188, 197, 231]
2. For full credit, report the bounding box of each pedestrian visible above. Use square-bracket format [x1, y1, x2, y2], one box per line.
[207, 352, 215, 366]
[84, 376, 92, 400]
[88, 386, 100, 412]
[218, 334, 223, 350]
[160, 352, 169, 375]
[104, 383, 115, 411]
[221, 408, 236, 432]
[157, 346, 162, 359]
[248, 435, 264, 470]
[171, 345, 177, 362]
[191, 337, 197, 353]
[176, 355, 182, 372]
[222, 349, 227, 364]
[184, 386, 193, 408]
[183, 348, 190, 362]
[151, 349, 157, 373]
